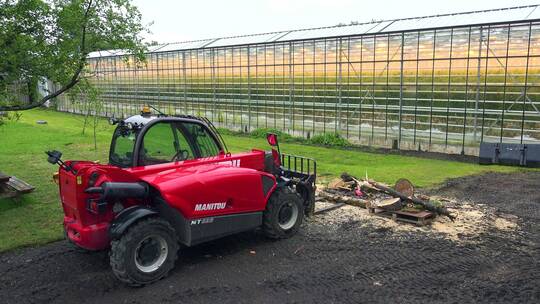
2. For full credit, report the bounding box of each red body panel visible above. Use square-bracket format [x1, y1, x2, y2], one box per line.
[140, 164, 272, 219]
[57, 149, 274, 250]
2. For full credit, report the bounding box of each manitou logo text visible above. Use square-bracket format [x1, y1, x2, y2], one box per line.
[194, 202, 227, 211]
[217, 159, 241, 167]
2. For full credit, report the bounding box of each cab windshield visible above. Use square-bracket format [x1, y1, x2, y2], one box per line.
[109, 126, 139, 167]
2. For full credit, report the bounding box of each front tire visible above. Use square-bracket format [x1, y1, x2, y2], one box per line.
[110, 217, 179, 286]
[263, 187, 304, 239]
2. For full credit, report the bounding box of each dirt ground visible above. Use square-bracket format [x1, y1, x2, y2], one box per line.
[1, 171, 539, 304]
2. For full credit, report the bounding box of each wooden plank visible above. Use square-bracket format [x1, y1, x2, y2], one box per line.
[5, 176, 35, 193]
[0, 171, 10, 183]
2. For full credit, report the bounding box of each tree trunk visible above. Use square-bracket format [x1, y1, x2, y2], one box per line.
[318, 190, 368, 208]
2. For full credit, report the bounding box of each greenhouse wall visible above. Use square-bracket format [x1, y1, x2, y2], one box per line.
[57, 15, 540, 155]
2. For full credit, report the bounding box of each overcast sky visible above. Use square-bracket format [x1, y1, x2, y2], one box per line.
[132, 0, 540, 43]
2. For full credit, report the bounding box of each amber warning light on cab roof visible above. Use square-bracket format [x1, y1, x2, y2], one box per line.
[141, 105, 151, 115]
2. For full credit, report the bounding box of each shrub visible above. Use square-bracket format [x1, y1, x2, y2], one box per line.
[0, 111, 22, 127]
[308, 133, 351, 147]
[249, 128, 293, 141]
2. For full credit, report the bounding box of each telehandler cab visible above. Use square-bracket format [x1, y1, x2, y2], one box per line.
[47, 107, 316, 286]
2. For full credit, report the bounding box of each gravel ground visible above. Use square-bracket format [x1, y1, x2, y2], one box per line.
[1, 171, 539, 304]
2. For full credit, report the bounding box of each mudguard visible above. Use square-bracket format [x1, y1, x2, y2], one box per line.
[109, 205, 158, 239]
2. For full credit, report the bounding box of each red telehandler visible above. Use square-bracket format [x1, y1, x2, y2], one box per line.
[46, 107, 316, 286]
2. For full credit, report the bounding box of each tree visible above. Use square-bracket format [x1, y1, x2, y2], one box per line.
[0, 0, 148, 111]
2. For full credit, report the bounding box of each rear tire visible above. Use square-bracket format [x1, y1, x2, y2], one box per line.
[110, 217, 179, 286]
[263, 187, 304, 239]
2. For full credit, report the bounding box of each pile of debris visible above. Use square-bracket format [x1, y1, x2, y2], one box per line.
[317, 173, 455, 226]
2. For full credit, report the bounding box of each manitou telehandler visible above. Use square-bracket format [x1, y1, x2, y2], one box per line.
[46, 107, 316, 286]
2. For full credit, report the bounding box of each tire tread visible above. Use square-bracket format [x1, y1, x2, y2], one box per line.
[263, 186, 303, 239]
[109, 217, 178, 286]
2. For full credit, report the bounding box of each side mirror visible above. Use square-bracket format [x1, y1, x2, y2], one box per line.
[266, 133, 279, 147]
[45, 150, 76, 174]
[46, 150, 62, 165]
[108, 117, 119, 125]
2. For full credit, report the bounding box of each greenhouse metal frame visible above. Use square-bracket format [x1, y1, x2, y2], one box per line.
[58, 5, 540, 154]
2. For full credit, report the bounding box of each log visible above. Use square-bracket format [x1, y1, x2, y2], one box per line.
[365, 179, 455, 221]
[416, 194, 431, 201]
[372, 197, 402, 211]
[317, 190, 367, 208]
[394, 178, 414, 198]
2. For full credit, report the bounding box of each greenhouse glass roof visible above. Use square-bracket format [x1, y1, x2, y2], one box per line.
[88, 5, 540, 58]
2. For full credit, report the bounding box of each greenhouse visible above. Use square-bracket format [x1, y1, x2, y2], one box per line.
[58, 5, 540, 155]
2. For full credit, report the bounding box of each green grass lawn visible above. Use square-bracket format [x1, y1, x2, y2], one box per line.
[0, 109, 524, 252]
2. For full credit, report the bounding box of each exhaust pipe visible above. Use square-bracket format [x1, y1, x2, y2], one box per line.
[85, 182, 149, 200]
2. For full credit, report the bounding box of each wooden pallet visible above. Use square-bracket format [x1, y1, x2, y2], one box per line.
[367, 206, 435, 226]
[0, 172, 35, 199]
